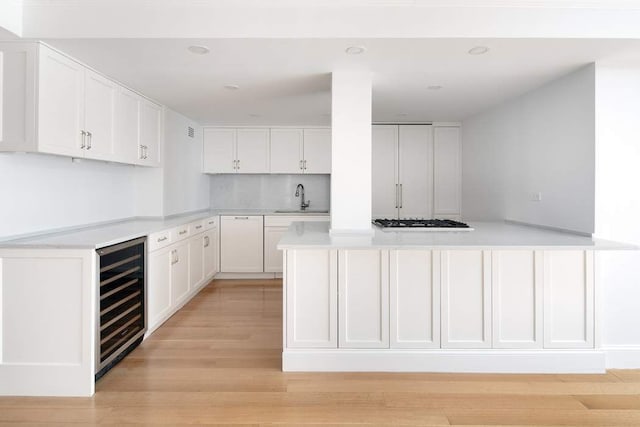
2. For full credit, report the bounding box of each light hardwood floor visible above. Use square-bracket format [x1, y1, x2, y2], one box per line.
[2, 279, 640, 425]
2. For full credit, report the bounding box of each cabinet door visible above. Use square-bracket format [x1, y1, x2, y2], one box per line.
[113, 88, 140, 164]
[189, 234, 204, 290]
[236, 128, 270, 173]
[37, 45, 85, 157]
[203, 229, 218, 279]
[492, 250, 543, 349]
[83, 70, 116, 161]
[286, 249, 338, 348]
[372, 125, 399, 219]
[171, 241, 190, 306]
[220, 216, 264, 272]
[441, 250, 491, 348]
[338, 250, 389, 348]
[303, 129, 331, 174]
[264, 226, 288, 273]
[147, 248, 172, 331]
[139, 99, 162, 167]
[203, 128, 236, 173]
[544, 250, 594, 349]
[390, 250, 440, 348]
[433, 127, 461, 216]
[398, 125, 433, 219]
[270, 129, 303, 173]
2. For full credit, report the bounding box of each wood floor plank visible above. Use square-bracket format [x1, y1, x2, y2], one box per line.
[1, 279, 639, 425]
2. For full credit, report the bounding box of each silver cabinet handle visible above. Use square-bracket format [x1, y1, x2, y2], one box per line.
[299, 160, 303, 170]
[204, 236, 210, 247]
[236, 159, 240, 170]
[139, 145, 143, 159]
[86, 132, 92, 150]
[144, 146, 149, 159]
[171, 250, 177, 265]
[234, 216, 249, 220]
[179, 230, 187, 235]
[395, 184, 399, 209]
[81, 130, 86, 149]
[232, 159, 236, 170]
[157, 236, 167, 242]
[195, 225, 202, 230]
[399, 183, 403, 208]
[303, 160, 307, 170]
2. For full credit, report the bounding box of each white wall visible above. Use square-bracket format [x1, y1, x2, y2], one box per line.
[594, 64, 640, 356]
[0, 153, 135, 238]
[0, 0, 22, 37]
[462, 64, 596, 234]
[163, 109, 209, 216]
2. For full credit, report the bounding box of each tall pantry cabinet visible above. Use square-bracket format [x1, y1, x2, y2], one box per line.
[372, 124, 461, 220]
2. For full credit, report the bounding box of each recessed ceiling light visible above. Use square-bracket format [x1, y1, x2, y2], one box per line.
[428, 85, 443, 90]
[468, 46, 489, 55]
[345, 46, 366, 55]
[187, 45, 210, 55]
[224, 84, 240, 90]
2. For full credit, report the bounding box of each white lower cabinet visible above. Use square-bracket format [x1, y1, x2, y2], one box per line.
[170, 241, 190, 306]
[543, 250, 594, 349]
[203, 228, 219, 278]
[286, 249, 338, 348]
[390, 250, 440, 349]
[220, 215, 264, 272]
[338, 250, 390, 349]
[189, 233, 204, 290]
[441, 250, 492, 349]
[492, 250, 543, 349]
[264, 226, 288, 273]
[147, 248, 173, 330]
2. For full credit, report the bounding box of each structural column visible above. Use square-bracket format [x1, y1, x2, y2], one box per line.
[330, 69, 373, 234]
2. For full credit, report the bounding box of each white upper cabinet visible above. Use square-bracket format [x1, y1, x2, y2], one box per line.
[270, 129, 304, 173]
[203, 128, 270, 174]
[37, 45, 85, 158]
[433, 126, 461, 216]
[138, 98, 163, 167]
[372, 125, 399, 219]
[203, 128, 236, 173]
[302, 129, 331, 174]
[113, 88, 140, 164]
[236, 128, 270, 173]
[0, 42, 164, 167]
[83, 69, 116, 161]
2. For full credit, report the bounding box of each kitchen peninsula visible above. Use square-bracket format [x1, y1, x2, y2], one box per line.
[279, 221, 634, 374]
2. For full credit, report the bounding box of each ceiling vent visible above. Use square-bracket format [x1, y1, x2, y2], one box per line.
[187, 126, 195, 138]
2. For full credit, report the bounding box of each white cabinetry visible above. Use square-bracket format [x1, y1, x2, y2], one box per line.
[433, 126, 461, 217]
[0, 42, 163, 166]
[270, 129, 303, 173]
[264, 215, 330, 273]
[338, 250, 390, 348]
[220, 215, 264, 272]
[302, 129, 331, 174]
[147, 216, 220, 335]
[544, 250, 594, 349]
[285, 249, 338, 348]
[441, 250, 492, 348]
[202, 128, 270, 173]
[390, 250, 440, 348]
[492, 250, 543, 349]
[372, 125, 433, 219]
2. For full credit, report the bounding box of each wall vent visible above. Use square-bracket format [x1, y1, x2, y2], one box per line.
[187, 126, 195, 138]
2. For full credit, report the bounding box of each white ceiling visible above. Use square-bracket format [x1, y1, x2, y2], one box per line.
[46, 38, 640, 125]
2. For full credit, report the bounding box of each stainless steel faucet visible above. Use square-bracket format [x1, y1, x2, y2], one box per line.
[295, 184, 310, 211]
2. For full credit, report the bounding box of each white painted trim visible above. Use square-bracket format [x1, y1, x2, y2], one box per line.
[604, 346, 640, 369]
[212, 272, 280, 280]
[282, 349, 606, 374]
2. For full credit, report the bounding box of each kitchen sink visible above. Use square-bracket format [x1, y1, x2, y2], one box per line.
[274, 210, 329, 214]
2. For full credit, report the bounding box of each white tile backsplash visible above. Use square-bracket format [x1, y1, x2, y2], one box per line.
[209, 174, 330, 211]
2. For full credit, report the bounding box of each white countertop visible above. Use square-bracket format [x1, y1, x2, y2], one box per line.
[277, 221, 636, 250]
[0, 209, 329, 250]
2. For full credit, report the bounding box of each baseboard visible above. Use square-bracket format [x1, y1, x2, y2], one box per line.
[604, 346, 640, 368]
[283, 349, 606, 374]
[214, 272, 281, 279]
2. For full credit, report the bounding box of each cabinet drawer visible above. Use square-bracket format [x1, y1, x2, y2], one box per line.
[148, 229, 172, 251]
[203, 216, 219, 231]
[264, 215, 329, 227]
[189, 220, 205, 234]
[172, 225, 190, 241]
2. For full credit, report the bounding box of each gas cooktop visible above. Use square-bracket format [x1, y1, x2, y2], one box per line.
[373, 218, 473, 231]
